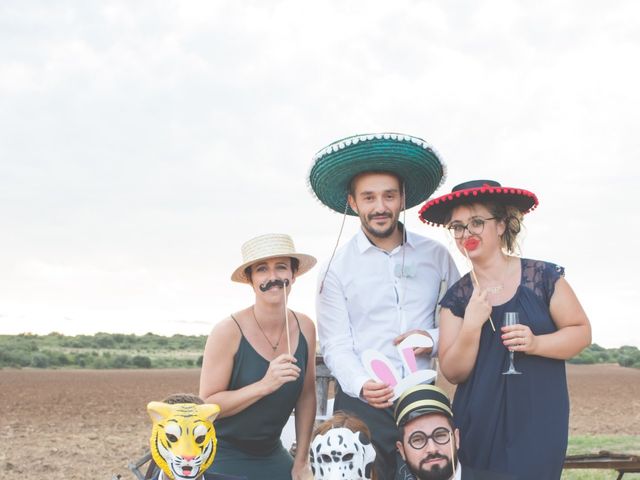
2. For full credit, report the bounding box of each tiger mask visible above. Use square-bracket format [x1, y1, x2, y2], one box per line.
[147, 401, 221, 480]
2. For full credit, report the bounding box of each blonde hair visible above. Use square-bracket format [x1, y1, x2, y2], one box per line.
[489, 203, 524, 254]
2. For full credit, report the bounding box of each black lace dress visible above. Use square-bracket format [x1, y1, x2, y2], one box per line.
[440, 258, 568, 480]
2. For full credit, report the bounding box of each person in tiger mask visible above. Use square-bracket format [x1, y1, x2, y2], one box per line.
[147, 393, 243, 480]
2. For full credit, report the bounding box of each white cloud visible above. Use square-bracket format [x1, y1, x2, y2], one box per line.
[0, 1, 637, 347]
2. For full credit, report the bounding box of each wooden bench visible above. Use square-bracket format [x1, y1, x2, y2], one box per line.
[563, 451, 640, 479]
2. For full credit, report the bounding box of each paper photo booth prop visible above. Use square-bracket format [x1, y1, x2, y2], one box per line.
[147, 402, 220, 480]
[361, 333, 437, 400]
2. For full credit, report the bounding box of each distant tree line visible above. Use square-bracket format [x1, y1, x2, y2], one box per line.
[0, 332, 205, 369]
[567, 343, 640, 368]
[1, 333, 638, 369]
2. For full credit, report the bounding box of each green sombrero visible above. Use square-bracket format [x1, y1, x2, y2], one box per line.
[308, 133, 447, 215]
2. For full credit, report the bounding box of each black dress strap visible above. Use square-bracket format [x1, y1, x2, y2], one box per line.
[290, 310, 301, 330]
[229, 314, 244, 336]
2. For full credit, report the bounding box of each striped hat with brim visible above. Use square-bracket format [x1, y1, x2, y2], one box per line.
[231, 233, 317, 283]
[308, 133, 447, 215]
[394, 384, 453, 427]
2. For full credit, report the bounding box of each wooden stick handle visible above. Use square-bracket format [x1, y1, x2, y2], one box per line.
[283, 280, 291, 355]
[463, 248, 496, 332]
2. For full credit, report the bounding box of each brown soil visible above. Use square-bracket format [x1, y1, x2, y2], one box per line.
[1, 364, 638, 480]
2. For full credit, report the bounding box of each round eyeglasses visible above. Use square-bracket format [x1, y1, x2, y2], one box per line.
[447, 217, 496, 239]
[408, 427, 452, 449]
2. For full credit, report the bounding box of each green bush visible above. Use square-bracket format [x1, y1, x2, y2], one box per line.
[31, 353, 50, 368]
[112, 354, 131, 368]
[132, 355, 152, 368]
[95, 334, 115, 349]
[0, 349, 31, 367]
[58, 352, 71, 366]
[92, 357, 109, 369]
[568, 344, 640, 368]
[570, 353, 595, 364]
[617, 346, 640, 368]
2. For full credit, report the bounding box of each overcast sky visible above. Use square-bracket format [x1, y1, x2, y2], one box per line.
[1, 0, 638, 348]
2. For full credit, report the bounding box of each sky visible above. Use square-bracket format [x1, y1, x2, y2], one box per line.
[1, 0, 638, 348]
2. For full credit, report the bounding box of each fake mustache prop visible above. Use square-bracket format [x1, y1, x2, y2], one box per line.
[259, 278, 290, 292]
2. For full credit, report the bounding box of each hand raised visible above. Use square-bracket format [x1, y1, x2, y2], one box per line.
[464, 286, 492, 330]
[393, 329, 433, 356]
[361, 379, 394, 409]
[261, 354, 300, 394]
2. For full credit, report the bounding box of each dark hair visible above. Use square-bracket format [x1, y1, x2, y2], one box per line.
[244, 257, 300, 282]
[443, 201, 523, 254]
[162, 393, 204, 405]
[348, 170, 404, 197]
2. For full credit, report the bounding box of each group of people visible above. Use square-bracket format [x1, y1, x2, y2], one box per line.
[192, 133, 591, 480]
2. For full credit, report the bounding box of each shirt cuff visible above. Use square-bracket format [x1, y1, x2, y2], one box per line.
[345, 374, 372, 400]
[427, 327, 439, 356]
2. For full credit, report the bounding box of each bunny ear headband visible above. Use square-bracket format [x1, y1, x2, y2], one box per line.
[361, 333, 437, 401]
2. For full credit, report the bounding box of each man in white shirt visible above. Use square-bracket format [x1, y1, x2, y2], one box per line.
[309, 133, 460, 479]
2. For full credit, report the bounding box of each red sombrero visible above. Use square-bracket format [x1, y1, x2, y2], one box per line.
[418, 179, 539, 226]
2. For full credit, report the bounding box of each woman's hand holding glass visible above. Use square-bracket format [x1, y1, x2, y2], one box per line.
[501, 320, 536, 354]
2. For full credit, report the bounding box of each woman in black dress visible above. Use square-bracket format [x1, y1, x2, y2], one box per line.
[199, 233, 317, 480]
[419, 180, 591, 480]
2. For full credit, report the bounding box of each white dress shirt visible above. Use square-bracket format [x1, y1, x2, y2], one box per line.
[316, 227, 460, 398]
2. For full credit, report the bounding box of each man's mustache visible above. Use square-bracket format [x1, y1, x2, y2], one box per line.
[259, 278, 290, 292]
[367, 211, 392, 221]
[419, 453, 449, 468]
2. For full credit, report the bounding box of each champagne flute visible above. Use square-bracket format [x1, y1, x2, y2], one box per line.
[502, 311, 522, 375]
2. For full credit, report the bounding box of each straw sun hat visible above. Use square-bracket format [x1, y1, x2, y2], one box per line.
[230, 233, 317, 283]
[308, 133, 447, 215]
[419, 180, 539, 226]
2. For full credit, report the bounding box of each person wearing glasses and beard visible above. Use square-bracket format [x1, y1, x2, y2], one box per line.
[394, 385, 514, 480]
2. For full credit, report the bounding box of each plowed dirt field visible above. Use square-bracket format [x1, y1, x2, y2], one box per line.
[1, 364, 638, 479]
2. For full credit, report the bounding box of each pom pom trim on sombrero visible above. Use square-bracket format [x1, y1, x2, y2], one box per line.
[418, 180, 539, 226]
[307, 133, 447, 215]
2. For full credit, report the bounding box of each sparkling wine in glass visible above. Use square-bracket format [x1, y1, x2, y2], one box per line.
[502, 311, 522, 375]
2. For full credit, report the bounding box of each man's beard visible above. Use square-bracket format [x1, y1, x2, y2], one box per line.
[410, 453, 455, 480]
[360, 211, 398, 239]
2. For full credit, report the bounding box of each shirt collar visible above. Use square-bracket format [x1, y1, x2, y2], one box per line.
[453, 461, 462, 480]
[355, 223, 416, 254]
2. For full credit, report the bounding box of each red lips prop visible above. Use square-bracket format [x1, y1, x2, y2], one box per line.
[463, 238, 479, 251]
